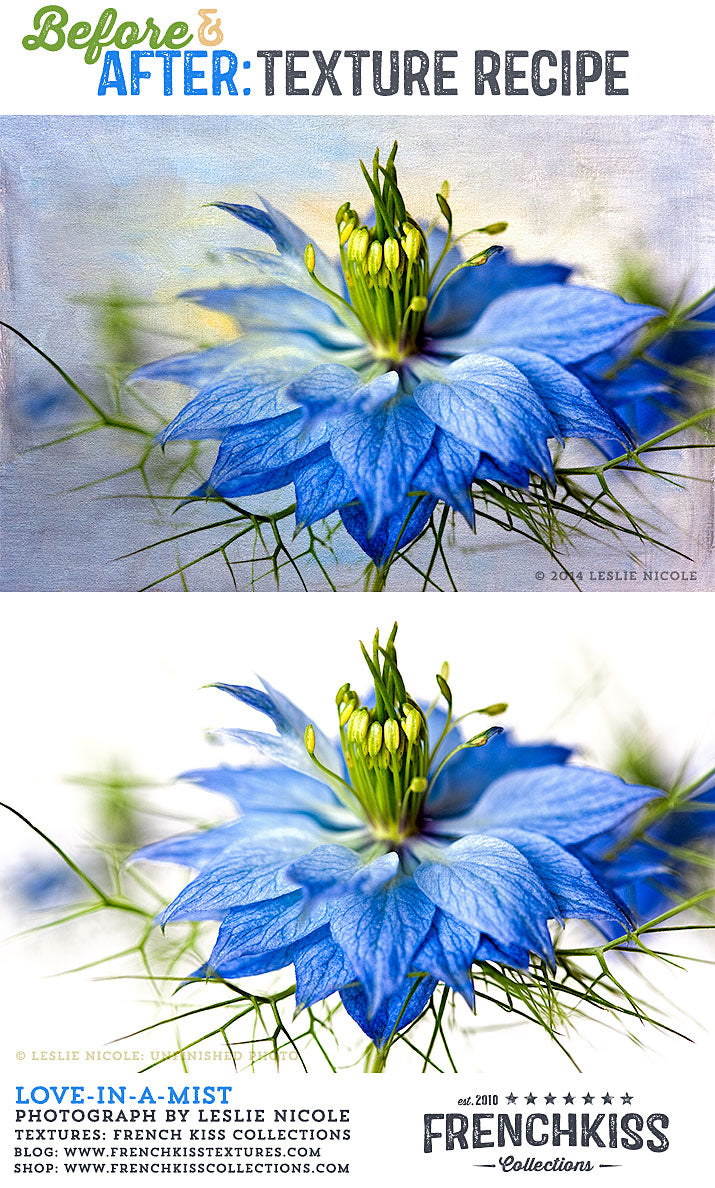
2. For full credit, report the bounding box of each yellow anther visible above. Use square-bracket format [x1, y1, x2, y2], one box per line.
[402, 708, 422, 744]
[348, 226, 370, 262]
[383, 719, 401, 754]
[403, 225, 422, 263]
[467, 245, 502, 268]
[478, 702, 508, 716]
[339, 217, 357, 246]
[349, 707, 371, 744]
[384, 237, 401, 272]
[339, 696, 358, 728]
[368, 721, 383, 757]
[467, 726, 503, 748]
[367, 240, 383, 276]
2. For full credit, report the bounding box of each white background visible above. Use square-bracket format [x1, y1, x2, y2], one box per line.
[0, 593, 714, 1185]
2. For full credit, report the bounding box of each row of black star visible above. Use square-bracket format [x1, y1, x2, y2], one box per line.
[504, 1093, 633, 1105]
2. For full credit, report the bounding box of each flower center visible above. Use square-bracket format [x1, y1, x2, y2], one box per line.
[303, 143, 505, 367]
[303, 624, 504, 847]
[338, 697, 430, 845]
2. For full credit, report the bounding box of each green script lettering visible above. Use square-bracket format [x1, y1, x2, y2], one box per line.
[22, 5, 69, 51]
[22, 6, 194, 64]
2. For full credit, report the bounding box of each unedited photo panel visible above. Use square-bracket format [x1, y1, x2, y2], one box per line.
[1, 595, 713, 1161]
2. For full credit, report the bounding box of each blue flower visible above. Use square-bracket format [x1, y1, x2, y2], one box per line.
[575, 301, 715, 443]
[133, 629, 661, 1045]
[133, 146, 662, 564]
[580, 777, 715, 928]
[11, 861, 83, 909]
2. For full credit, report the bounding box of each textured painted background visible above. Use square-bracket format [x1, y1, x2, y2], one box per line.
[1, 115, 713, 590]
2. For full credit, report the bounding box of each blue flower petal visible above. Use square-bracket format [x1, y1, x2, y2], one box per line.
[581, 784, 715, 927]
[160, 830, 318, 923]
[159, 346, 328, 444]
[206, 410, 329, 496]
[179, 764, 350, 825]
[413, 434, 478, 524]
[133, 809, 331, 869]
[191, 945, 296, 981]
[260, 196, 342, 285]
[216, 724, 328, 780]
[294, 931, 356, 1009]
[413, 835, 557, 960]
[214, 679, 341, 781]
[415, 914, 478, 1005]
[655, 304, 715, 365]
[215, 201, 299, 256]
[215, 196, 342, 292]
[473, 456, 531, 488]
[426, 730, 571, 819]
[594, 842, 669, 885]
[288, 364, 398, 420]
[606, 882, 669, 932]
[414, 354, 558, 482]
[330, 878, 435, 1015]
[469, 765, 659, 844]
[464, 285, 662, 364]
[227, 248, 332, 299]
[575, 352, 678, 444]
[213, 682, 303, 734]
[426, 246, 572, 339]
[340, 494, 436, 565]
[652, 784, 715, 844]
[329, 397, 435, 532]
[179, 284, 352, 344]
[131, 341, 251, 388]
[207, 892, 329, 973]
[293, 450, 356, 527]
[485, 827, 628, 927]
[131, 821, 255, 869]
[289, 846, 398, 901]
[474, 936, 530, 969]
[206, 461, 296, 499]
[489, 347, 626, 444]
[340, 974, 436, 1046]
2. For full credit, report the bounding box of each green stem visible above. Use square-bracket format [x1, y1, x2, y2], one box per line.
[425, 259, 482, 317]
[305, 270, 368, 337]
[367, 1043, 388, 1073]
[427, 229, 453, 288]
[558, 406, 715, 477]
[676, 284, 715, 319]
[560, 887, 715, 956]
